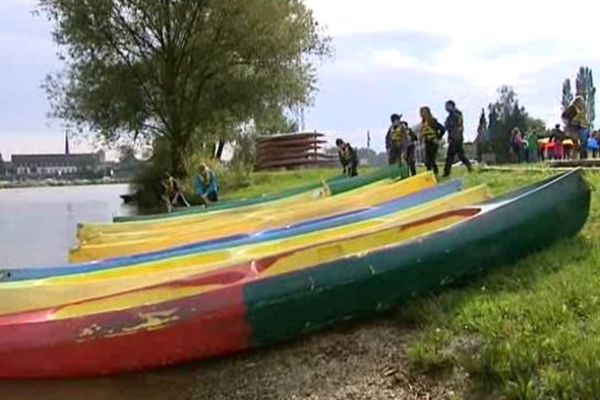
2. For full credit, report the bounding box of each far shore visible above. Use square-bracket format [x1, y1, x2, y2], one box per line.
[0, 178, 133, 190]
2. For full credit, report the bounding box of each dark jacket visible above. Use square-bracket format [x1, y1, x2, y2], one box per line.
[339, 144, 358, 170]
[445, 110, 465, 143]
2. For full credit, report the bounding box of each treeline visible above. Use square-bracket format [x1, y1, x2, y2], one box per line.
[475, 67, 597, 163]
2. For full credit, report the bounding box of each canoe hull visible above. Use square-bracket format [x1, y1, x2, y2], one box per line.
[0, 171, 590, 378]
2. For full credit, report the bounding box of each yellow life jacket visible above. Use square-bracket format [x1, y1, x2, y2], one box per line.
[390, 125, 406, 144]
[573, 105, 587, 127]
[421, 119, 438, 142]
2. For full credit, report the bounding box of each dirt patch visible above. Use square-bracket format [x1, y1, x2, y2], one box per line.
[0, 318, 466, 400]
[189, 319, 466, 400]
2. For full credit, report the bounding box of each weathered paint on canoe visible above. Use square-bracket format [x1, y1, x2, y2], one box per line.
[0, 209, 476, 378]
[0, 171, 589, 378]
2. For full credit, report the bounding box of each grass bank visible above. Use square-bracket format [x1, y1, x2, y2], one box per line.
[405, 167, 600, 399]
[220, 168, 342, 201]
[172, 168, 343, 206]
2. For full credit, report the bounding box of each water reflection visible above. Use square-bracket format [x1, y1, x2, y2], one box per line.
[0, 184, 134, 269]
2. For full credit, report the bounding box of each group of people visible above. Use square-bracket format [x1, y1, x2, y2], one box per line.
[161, 163, 219, 212]
[336, 100, 473, 178]
[510, 96, 598, 163]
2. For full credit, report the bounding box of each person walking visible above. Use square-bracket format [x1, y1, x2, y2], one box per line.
[386, 114, 408, 168]
[419, 106, 445, 175]
[563, 96, 590, 160]
[444, 101, 473, 176]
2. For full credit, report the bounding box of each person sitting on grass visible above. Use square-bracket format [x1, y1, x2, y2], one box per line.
[195, 163, 219, 205]
[161, 172, 191, 213]
[336, 138, 358, 177]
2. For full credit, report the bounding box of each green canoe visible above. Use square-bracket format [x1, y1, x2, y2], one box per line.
[114, 165, 408, 223]
[245, 169, 591, 346]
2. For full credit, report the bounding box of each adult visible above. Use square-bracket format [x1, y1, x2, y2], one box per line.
[444, 100, 473, 176]
[336, 139, 358, 177]
[563, 96, 589, 160]
[161, 172, 190, 212]
[419, 106, 445, 175]
[194, 163, 219, 205]
[386, 114, 408, 167]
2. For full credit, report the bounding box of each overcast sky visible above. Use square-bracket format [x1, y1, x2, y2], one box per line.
[1, 0, 600, 158]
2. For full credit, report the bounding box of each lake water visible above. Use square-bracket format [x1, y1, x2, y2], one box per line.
[0, 184, 198, 400]
[0, 184, 134, 269]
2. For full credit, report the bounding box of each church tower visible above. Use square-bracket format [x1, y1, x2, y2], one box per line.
[65, 131, 70, 155]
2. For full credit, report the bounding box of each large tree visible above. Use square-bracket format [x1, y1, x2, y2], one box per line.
[487, 86, 529, 163]
[475, 108, 488, 160]
[575, 66, 596, 128]
[39, 0, 330, 176]
[562, 78, 574, 111]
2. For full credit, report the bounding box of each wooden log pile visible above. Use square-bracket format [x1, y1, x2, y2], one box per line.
[256, 132, 337, 171]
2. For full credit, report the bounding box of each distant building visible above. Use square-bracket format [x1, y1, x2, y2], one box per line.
[9, 134, 106, 179]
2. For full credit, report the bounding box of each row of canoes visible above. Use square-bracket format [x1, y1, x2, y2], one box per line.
[0, 167, 591, 378]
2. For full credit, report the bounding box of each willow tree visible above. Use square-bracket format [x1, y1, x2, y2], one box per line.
[39, 0, 330, 176]
[576, 66, 596, 128]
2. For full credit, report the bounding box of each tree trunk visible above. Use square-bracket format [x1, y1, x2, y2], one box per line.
[216, 140, 226, 160]
[170, 133, 187, 178]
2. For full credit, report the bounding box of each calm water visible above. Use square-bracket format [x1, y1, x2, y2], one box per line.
[0, 184, 197, 400]
[0, 184, 134, 269]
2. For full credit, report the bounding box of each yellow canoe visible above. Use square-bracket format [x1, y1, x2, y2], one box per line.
[77, 179, 392, 243]
[79, 179, 389, 245]
[0, 185, 491, 316]
[70, 174, 437, 262]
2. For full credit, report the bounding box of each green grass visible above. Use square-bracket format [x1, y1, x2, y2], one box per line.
[188, 163, 600, 398]
[221, 168, 342, 201]
[176, 167, 344, 206]
[405, 167, 600, 399]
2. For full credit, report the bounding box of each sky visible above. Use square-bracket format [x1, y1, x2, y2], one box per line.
[1, 0, 600, 159]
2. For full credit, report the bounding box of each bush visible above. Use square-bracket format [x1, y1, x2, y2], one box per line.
[133, 138, 256, 209]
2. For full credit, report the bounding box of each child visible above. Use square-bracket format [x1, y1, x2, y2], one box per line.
[587, 133, 599, 158]
[194, 164, 219, 205]
[162, 172, 191, 212]
[336, 139, 358, 177]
